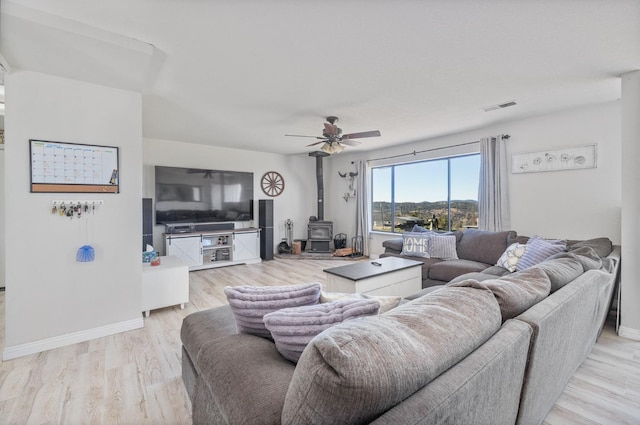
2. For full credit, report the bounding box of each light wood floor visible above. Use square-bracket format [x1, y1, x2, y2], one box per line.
[0, 258, 638, 424]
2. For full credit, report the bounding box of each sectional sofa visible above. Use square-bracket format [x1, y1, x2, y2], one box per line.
[180, 231, 620, 424]
[380, 228, 613, 288]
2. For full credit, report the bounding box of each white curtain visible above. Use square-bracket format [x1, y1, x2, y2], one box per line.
[479, 135, 510, 231]
[354, 160, 370, 256]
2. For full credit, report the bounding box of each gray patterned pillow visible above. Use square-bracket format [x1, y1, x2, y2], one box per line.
[428, 234, 458, 260]
[264, 299, 380, 363]
[516, 236, 566, 271]
[224, 282, 322, 339]
[401, 232, 430, 258]
[496, 242, 527, 272]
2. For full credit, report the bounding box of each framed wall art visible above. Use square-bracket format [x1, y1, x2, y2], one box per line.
[30, 139, 119, 193]
[511, 144, 596, 174]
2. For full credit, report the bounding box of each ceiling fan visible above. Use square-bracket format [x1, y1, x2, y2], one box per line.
[285, 116, 381, 154]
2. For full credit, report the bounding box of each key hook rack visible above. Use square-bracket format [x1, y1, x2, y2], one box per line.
[51, 200, 104, 219]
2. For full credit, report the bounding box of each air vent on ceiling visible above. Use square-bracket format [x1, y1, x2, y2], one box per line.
[483, 101, 517, 112]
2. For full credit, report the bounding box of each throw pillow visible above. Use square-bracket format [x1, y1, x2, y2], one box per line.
[428, 234, 459, 260]
[496, 242, 527, 272]
[411, 224, 430, 233]
[401, 232, 430, 258]
[516, 236, 566, 271]
[319, 291, 402, 314]
[224, 282, 322, 339]
[263, 299, 380, 363]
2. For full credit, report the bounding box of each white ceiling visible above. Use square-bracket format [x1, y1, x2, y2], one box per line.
[1, 0, 639, 155]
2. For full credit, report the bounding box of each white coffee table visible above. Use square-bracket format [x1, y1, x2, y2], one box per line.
[324, 257, 422, 297]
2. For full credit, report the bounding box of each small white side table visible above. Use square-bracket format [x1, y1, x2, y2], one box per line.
[142, 255, 189, 317]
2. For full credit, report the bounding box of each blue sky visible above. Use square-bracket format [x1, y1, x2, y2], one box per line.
[372, 154, 480, 203]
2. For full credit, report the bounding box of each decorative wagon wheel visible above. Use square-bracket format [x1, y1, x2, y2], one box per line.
[261, 171, 285, 197]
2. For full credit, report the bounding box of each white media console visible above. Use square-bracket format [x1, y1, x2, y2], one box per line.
[164, 227, 261, 271]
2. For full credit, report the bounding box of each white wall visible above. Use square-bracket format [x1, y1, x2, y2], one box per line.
[620, 70, 640, 339]
[3, 71, 143, 358]
[323, 101, 621, 258]
[142, 138, 317, 254]
[0, 148, 4, 287]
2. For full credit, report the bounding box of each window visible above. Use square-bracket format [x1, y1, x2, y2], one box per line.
[371, 154, 480, 233]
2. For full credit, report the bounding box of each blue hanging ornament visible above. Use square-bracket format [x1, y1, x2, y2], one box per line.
[76, 244, 95, 262]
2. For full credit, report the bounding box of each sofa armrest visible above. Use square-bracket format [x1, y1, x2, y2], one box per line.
[195, 334, 295, 425]
[371, 320, 531, 425]
[181, 305, 238, 365]
[514, 269, 613, 424]
[382, 238, 404, 254]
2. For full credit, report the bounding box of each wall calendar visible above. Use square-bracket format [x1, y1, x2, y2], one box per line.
[30, 139, 119, 193]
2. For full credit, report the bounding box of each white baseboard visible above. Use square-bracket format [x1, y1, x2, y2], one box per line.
[2, 317, 144, 361]
[618, 325, 640, 341]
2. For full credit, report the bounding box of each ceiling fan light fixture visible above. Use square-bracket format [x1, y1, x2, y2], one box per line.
[321, 142, 344, 154]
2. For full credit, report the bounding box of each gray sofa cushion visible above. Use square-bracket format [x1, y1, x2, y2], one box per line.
[555, 246, 603, 271]
[567, 237, 613, 258]
[450, 268, 551, 321]
[281, 284, 502, 425]
[533, 254, 584, 293]
[402, 285, 446, 301]
[456, 229, 517, 265]
[263, 299, 380, 363]
[449, 271, 503, 284]
[195, 333, 295, 425]
[224, 282, 322, 339]
[535, 246, 603, 292]
[428, 259, 490, 282]
[481, 265, 513, 277]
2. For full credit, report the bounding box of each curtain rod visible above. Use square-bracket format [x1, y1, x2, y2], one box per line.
[367, 134, 510, 163]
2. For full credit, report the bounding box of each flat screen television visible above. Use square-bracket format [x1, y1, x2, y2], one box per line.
[155, 166, 254, 225]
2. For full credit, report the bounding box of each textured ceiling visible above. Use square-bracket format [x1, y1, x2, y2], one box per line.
[1, 0, 639, 155]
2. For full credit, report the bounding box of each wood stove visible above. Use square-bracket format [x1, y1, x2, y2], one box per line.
[308, 221, 333, 253]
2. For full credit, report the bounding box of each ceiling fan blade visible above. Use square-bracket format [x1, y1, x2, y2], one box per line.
[340, 139, 361, 146]
[342, 130, 381, 139]
[323, 122, 339, 136]
[285, 134, 325, 139]
[306, 140, 327, 147]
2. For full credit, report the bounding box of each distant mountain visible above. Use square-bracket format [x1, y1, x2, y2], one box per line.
[372, 199, 478, 231]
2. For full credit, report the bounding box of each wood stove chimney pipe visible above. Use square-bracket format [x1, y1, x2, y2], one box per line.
[308, 151, 329, 221]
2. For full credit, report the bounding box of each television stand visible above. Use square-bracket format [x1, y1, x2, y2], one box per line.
[164, 227, 261, 271]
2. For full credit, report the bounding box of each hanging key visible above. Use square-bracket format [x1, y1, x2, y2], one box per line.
[77, 203, 82, 218]
[51, 203, 58, 214]
[59, 203, 66, 217]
